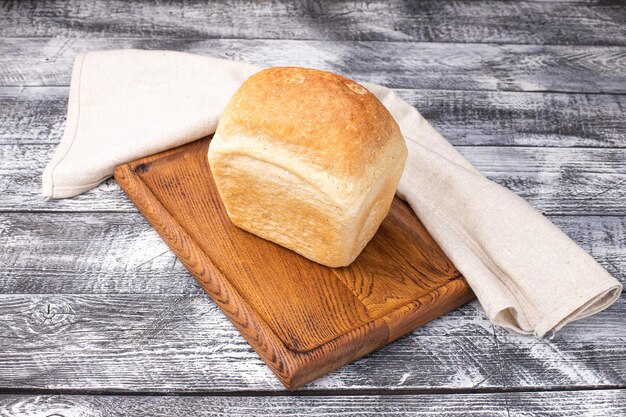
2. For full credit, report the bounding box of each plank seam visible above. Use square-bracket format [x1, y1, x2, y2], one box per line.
[0, 386, 623, 397]
[1, 35, 625, 48]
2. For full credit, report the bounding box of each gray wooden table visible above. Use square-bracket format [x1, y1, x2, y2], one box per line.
[1, 1, 625, 416]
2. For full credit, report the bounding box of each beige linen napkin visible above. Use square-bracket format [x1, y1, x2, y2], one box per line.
[42, 49, 621, 337]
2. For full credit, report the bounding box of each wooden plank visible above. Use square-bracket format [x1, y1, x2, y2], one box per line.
[0, 87, 68, 145]
[1, 0, 624, 46]
[1, 213, 623, 294]
[0, 212, 190, 294]
[1, 38, 625, 93]
[407, 89, 626, 149]
[453, 146, 626, 216]
[1, 390, 625, 417]
[0, 294, 495, 392]
[0, 293, 623, 391]
[2, 144, 625, 215]
[3, 86, 626, 148]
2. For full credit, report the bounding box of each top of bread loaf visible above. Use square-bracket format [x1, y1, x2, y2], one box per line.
[215, 67, 404, 180]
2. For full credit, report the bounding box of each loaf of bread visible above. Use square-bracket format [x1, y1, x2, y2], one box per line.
[208, 67, 407, 267]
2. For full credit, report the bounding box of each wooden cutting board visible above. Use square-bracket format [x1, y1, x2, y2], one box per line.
[114, 137, 474, 390]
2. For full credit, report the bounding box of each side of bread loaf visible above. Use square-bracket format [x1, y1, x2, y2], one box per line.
[208, 67, 407, 267]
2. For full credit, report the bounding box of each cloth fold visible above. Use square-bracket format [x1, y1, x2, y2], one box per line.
[42, 49, 621, 337]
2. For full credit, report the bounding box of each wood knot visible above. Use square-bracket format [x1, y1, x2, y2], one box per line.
[136, 163, 149, 174]
[32, 298, 76, 330]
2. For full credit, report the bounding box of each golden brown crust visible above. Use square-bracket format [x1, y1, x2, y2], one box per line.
[217, 67, 403, 179]
[209, 67, 408, 267]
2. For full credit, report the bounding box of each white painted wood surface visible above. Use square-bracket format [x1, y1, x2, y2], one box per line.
[1, 390, 625, 417]
[2, 0, 625, 45]
[0, 293, 624, 391]
[3, 87, 625, 148]
[2, 38, 625, 93]
[0, 0, 624, 415]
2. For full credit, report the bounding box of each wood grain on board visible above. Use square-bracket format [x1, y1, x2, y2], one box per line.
[1, 38, 625, 93]
[2, 0, 624, 46]
[114, 138, 474, 389]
